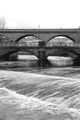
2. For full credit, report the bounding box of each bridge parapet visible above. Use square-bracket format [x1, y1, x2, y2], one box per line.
[0, 29, 80, 43]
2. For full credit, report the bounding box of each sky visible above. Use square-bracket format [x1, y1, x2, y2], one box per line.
[0, 0, 80, 28]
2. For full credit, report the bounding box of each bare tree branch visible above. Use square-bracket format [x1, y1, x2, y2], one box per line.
[0, 17, 6, 29]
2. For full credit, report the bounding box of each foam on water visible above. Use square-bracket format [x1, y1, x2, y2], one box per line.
[0, 70, 80, 119]
[0, 87, 80, 120]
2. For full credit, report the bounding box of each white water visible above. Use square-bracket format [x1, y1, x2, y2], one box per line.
[0, 70, 80, 119]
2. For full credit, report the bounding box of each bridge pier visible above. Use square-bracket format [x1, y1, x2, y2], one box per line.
[9, 54, 18, 61]
[73, 56, 80, 66]
[38, 49, 46, 67]
[38, 41, 46, 67]
[38, 41, 50, 67]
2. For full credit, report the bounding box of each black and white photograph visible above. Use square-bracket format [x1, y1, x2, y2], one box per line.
[0, 0, 80, 119]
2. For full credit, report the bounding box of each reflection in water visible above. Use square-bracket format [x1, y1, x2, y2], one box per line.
[18, 55, 38, 60]
[47, 56, 73, 66]
[0, 55, 74, 70]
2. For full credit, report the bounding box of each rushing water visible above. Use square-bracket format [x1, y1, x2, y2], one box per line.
[0, 60, 80, 120]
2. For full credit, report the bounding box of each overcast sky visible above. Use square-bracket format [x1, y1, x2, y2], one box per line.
[0, 0, 80, 28]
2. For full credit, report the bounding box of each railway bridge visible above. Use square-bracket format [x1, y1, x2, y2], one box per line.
[0, 29, 80, 67]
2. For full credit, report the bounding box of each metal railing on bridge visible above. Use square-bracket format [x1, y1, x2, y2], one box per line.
[0, 42, 80, 48]
[0, 42, 39, 47]
[47, 42, 80, 47]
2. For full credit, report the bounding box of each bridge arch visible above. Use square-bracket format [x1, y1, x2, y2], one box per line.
[15, 35, 41, 43]
[4, 48, 36, 56]
[6, 48, 39, 61]
[47, 48, 80, 66]
[47, 35, 75, 43]
[2, 35, 41, 61]
[47, 49, 79, 56]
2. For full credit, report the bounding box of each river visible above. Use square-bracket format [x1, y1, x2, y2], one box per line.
[0, 59, 80, 120]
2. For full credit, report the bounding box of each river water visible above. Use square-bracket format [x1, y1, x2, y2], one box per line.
[0, 60, 80, 120]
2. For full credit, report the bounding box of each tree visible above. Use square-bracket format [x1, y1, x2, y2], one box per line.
[0, 17, 7, 42]
[0, 17, 6, 29]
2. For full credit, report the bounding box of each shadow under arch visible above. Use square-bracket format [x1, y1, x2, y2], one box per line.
[15, 34, 41, 43]
[47, 35, 76, 43]
[46, 48, 80, 65]
[13, 49, 37, 56]
[46, 48, 80, 57]
[2, 48, 38, 60]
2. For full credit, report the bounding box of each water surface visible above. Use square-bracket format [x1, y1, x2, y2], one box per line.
[0, 60, 80, 120]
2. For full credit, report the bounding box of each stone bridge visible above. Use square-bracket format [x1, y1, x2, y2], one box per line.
[0, 29, 80, 43]
[0, 29, 80, 66]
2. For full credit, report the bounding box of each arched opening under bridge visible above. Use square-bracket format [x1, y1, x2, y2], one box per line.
[6, 50, 38, 68]
[47, 48, 80, 67]
[16, 35, 41, 43]
[47, 36, 79, 66]
[6, 35, 42, 67]
[14, 35, 41, 60]
[47, 35, 75, 46]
